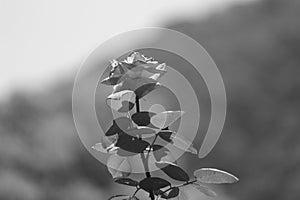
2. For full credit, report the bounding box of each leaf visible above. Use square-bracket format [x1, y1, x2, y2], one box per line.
[160, 187, 180, 199]
[94, 135, 119, 153]
[108, 90, 136, 101]
[107, 90, 136, 112]
[108, 195, 129, 200]
[105, 117, 133, 136]
[152, 145, 169, 161]
[160, 153, 177, 164]
[108, 100, 135, 113]
[108, 195, 139, 200]
[114, 177, 139, 187]
[194, 168, 239, 184]
[132, 112, 156, 126]
[120, 61, 135, 70]
[135, 82, 160, 99]
[116, 134, 149, 154]
[115, 117, 133, 130]
[125, 126, 158, 136]
[131, 51, 148, 62]
[158, 130, 174, 142]
[101, 76, 122, 85]
[155, 161, 189, 182]
[113, 77, 158, 94]
[91, 143, 108, 153]
[178, 188, 189, 200]
[116, 62, 126, 75]
[140, 63, 167, 74]
[125, 52, 155, 65]
[117, 149, 139, 157]
[105, 123, 120, 136]
[92, 142, 118, 154]
[125, 51, 147, 64]
[172, 135, 198, 154]
[118, 101, 135, 112]
[124, 59, 165, 80]
[107, 154, 131, 178]
[191, 183, 217, 197]
[150, 111, 184, 129]
[108, 59, 120, 74]
[125, 66, 144, 79]
[101, 135, 118, 147]
[139, 177, 171, 192]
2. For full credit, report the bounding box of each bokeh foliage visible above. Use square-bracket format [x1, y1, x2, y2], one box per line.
[0, 0, 299, 199]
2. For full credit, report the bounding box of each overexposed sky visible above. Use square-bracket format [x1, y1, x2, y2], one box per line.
[0, 0, 255, 98]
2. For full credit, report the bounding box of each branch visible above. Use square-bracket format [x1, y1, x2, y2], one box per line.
[161, 178, 198, 194]
[135, 97, 155, 200]
[131, 188, 140, 199]
[135, 96, 140, 113]
[146, 134, 158, 160]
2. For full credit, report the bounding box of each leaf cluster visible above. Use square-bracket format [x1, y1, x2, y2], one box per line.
[93, 52, 238, 200]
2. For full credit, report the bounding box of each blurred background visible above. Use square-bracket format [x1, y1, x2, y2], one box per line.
[1, 0, 300, 199]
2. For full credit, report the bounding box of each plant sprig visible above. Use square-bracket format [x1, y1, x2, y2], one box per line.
[92, 52, 239, 200]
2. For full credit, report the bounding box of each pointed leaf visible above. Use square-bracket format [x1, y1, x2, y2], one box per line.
[117, 101, 135, 112]
[152, 145, 169, 161]
[131, 51, 148, 62]
[135, 83, 160, 99]
[108, 195, 139, 200]
[100, 135, 118, 147]
[101, 76, 122, 85]
[139, 177, 171, 192]
[114, 117, 133, 130]
[160, 153, 177, 164]
[107, 90, 136, 112]
[149, 73, 163, 81]
[191, 183, 217, 197]
[125, 126, 158, 136]
[178, 188, 189, 200]
[160, 187, 180, 199]
[105, 123, 120, 136]
[108, 99, 134, 113]
[151, 111, 184, 129]
[117, 149, 140, 157]
[108, 90, 136, 101]
[113, 77, 157, 94]
[125, 51, 148, 64]
[132, 111, 156, 126]
[114, 177, 139, 187]
[116, 134, 149, 154]
[108, 195, 129, 200]
[92, 143, 107, 153]
[155, 161, 189, 182]
[124, 60, 165, 79]
[158, 130, 174, 142]
[172, 135, 197, 154]
[105, 117, 132, 136]
[194, 168, 239, 184]
[107, 154, 131, 178]
[92, 142, 118, 154]
[120, 61, 135, 70]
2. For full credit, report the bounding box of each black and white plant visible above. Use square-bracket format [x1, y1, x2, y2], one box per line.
[92, 52, 239, 200]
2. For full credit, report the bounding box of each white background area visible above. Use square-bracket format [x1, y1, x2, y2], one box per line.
[0, 0, 256, 98]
